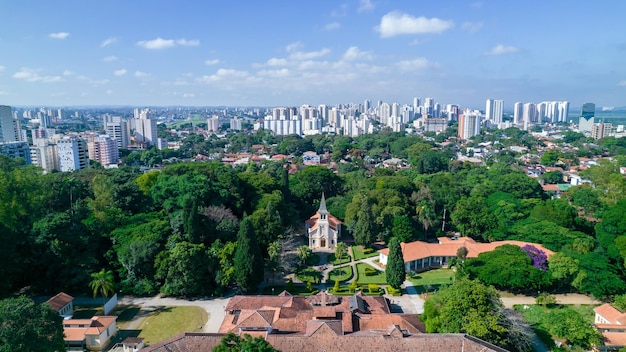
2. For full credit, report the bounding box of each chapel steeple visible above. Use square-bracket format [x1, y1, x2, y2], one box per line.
[318, 192, 328, 219]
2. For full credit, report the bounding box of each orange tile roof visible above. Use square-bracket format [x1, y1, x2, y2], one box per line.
[601, 332, 626, 347]
[595, 304, 626, 325]
[305, 212, 342, 232]
[62, 316, 116, 342]
[379, 237, 554, 263]
[46, 292, 73, 311]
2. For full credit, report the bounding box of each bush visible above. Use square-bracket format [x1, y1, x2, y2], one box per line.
[364, 267, 377, 276]
[387, 286, 402, 296]
[363, 248, 373, 254]
[349, 280, 358, 293]
[368, 284, 380, 293]
[536, 293, 557, 307]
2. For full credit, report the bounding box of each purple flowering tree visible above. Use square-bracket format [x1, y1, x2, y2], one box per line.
[521, 244, 548, 271]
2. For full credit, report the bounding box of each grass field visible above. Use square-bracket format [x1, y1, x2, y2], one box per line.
[351, 246, 379, 261]
[355, 263, 387, 285]
[137, 306, 207, 345]
[328, 253, 351, 265]
[328, 266, 353, 282]
[408, 268, 454, 287]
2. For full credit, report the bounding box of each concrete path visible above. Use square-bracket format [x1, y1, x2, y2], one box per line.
[500, 293, 601, 308]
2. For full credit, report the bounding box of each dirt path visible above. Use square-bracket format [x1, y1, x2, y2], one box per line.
[500, 293, 600, 308]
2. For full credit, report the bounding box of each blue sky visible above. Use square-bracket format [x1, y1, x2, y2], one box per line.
[1, 0, 625, 109]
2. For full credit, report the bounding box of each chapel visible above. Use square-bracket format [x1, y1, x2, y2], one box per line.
[306, 193, 341, 249]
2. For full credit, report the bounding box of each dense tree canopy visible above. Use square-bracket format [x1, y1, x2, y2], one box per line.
[0, 296, 66, 352]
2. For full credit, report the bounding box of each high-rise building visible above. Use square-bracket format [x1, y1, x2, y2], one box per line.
[458, 110, 481, 140]
[485, 99, 504, 124]
[558, 101, 570, 123]
[513, 102, 523, 125]
[591, 122, 612, 140]
[88, 135, 119, 166]
[0, 105, 22, 143]
[413, 97, 420, 110]
[135, 109, 157, 147]
[523, 103, 537, 127]
[30, 139, 57, 172]
[207, 115, 220, 132]
[0, 141, 31, 164]
[57, 137, 89, 172]
[424, 97, 434, 117]
[579, 103, 596, 132]
[103, 115, 130, 149]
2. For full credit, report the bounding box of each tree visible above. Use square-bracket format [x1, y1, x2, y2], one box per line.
[158, 241, 214, 296]
[335, 242, 347, 260]
[0, 296, 66, 352]
[353, 200, 376, 247]
[540, 170, 563, 184]
[297, 245, 312, 266]
[89, 269, 116, 304]
[386, 237, 406, 289]
[234, 217, 264, 292]
[421, 279, 510, 349]
[392, 215, 414, 243]
[535, 293, 557, 307]
[213, 332, 280, 352]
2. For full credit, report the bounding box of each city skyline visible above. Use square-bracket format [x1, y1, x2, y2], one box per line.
[1, 1, 626, 108]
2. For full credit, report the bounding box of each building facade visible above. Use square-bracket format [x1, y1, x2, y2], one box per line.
[306, 194, 341, 250]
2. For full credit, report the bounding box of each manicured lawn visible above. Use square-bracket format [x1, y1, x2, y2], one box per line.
[328, 266, 353, 282]
[328, 253, 351, 265]
[295, 267, 323, 283]
[408, 268, 454, 286]
[355, 263, 387, 285]
[137, 306, 207, 345]
[352, 246, 379, 261]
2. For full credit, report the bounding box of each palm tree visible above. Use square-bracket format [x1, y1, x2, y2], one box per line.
[297, 245, 312, 266]
[335, 242, 347, 261]
[89, 269, 115, 305]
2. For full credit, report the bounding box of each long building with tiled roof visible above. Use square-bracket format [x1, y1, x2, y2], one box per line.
[379, 236, 554, 272]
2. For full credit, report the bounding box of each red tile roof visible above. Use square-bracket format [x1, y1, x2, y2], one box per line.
[379, 237, 554, 263]
[46, 292, 73, 311]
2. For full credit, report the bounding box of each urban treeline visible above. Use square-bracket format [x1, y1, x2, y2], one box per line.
[0, 127, 625, 302]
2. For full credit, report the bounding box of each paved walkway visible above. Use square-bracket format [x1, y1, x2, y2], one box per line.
[500, 293, 601, 308]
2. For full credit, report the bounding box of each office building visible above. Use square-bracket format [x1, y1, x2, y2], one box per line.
[424, 97, 434, 117]
[57, 137, 89, 172]
[522, 103, 537, 128]
[579, 103, 596, 132]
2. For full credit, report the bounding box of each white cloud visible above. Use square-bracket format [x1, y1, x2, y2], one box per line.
[289, 48, 331, 60]
[618, 80, 626, 86]
[286, 42, 303, 53]
[106, 89, 113, 94]
[100, 37, 117, 47]
[342, 46, 372, 61]
[175, 38, 200, 46]
[204, 59, 220, 65]
[114, 69, 127, 76]
[0, 91, 5, 96]
[13, 67, 63, 83]
[484, 44, 519, 55]
[183, 93, 195, 98]
[134, 71, 149, 78]
[136, 37, 200, 49]
[103, 56, 118, 62]
[63, 70, 74, 76]
[267, 58, 288, 66]
[257, 68, 290, 78]
[396, 58, 437, 71]
[377, 12, 453, 37]
[49, 32, 70, 39]
[197, 68, 249, 83]
[358, 0, 375, 13]
[461, 21, 484, 34]
[324, 22, 341, 31]
[0, 65, 5, 72]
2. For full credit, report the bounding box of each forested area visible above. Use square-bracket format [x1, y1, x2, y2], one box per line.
[0, 129, 625, 300]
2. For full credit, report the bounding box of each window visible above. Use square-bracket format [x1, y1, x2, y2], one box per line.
[313, 240, 316, 244]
